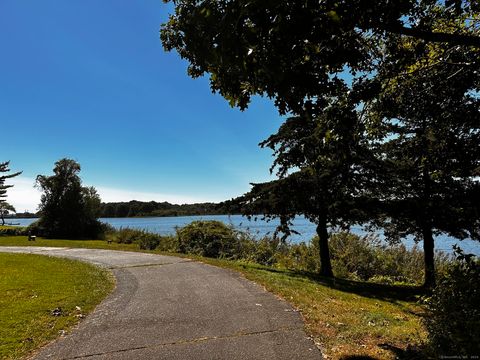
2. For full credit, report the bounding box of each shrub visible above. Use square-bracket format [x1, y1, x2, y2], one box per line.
[111, 228, 145, 244]
[137, 232, 161, 250]
[27, 218, 106, 239]
[330, 232, 379, 280]
[233, 230, 258, 261]
[154, 235, 179, 252]
[176, 220, 238, 258]
[98, 222, 116, 237]
[373, 243, 425, 284]
[250, 236, 281, 266]
[0, 226, 27, 236]
[108, 227, 168, 250]
[424, 246, 480, 356]
[276, 238, 319, 272]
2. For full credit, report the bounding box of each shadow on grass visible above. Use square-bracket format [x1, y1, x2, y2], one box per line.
[339, 351, 426, 360]
[334, 344, 427, 360]
[240, 263, 425, 304]
[378, 343, 428, 359]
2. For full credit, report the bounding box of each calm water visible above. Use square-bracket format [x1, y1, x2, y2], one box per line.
[10, 215, 480, 256]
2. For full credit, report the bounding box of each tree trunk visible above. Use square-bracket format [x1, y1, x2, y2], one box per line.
[317, 218, 334, 278]
[422, 225, 436, 289]
[420, 120, 435, 289]
[1, 213, 4, 226]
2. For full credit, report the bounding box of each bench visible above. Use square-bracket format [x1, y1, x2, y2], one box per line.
[28, 235, 36, 241]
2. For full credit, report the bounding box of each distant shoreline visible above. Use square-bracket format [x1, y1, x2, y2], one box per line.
[6, 199, 242, 219]
[7, 213, 242, 220]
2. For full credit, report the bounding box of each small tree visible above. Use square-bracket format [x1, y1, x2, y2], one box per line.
[35, 158, 103, 239]
[239, 95, 379, 277]
[370, 35, 480, 287]
[0, 202, 16, 226]
[0, 161, 22, 225]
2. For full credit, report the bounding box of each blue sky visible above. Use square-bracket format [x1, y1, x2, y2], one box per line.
[1, 1, 281, 211]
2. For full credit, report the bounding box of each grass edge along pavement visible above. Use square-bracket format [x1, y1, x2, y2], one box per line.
[0, 236, 427, 360]
[0, 252, 114, 360]
[196, 257, 427, 360]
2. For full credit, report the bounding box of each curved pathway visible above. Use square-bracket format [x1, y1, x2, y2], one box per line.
[0, 247, 322, 360]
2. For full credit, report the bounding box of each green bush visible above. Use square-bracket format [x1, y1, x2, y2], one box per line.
[250, 236, 281, 266]
[27, 218, 107, 240]
[176, 220, 238, 258]
[98, 222, 116, 237]
[276, 238, 319, 272]
[233, 230, 258, 260]
[0, 226, 27, 236]
[373, 243, 425, 284]
[110, 228, 145, 244]
[154, 235, 179, 252]
[108, 227, 169, 250]
[330, 232, 379, 280]
[424, 246, 480, 356]
[137, 232, 161, 250]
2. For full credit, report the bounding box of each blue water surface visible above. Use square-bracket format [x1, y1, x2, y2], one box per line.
[10, 215, 480, 256]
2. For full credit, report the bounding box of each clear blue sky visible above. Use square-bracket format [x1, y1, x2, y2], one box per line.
[1, 0, 281, 211]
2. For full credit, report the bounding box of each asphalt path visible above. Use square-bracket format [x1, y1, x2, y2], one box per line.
[0, 247, 322, 360]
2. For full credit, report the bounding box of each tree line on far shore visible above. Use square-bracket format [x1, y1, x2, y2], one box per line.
[5, 199, 242, 219]
[98, 199, 240, 218]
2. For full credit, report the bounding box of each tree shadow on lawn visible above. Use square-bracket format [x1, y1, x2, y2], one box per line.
[244, 264, 425, 304]
[377, 343, 427, 360]
[337, 344, 427, 360]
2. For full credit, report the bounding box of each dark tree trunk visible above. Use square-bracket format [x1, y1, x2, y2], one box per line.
[317, 218, 334, 278]
[422, 225, 436, 289]
[1, 213, 4, 226]
[420, 120, 435, 289]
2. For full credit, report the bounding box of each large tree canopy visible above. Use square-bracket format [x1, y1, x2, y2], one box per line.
[161, 1, 480, 284]
[35, 158, 103, 239]
[161, 0, 479, 115]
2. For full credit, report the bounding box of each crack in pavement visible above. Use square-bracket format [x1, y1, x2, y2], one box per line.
[61, 326, 305, 359]
[108, 260, 192, 269]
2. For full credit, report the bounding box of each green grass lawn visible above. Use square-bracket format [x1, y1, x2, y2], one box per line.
[0, 235, 426, 359]
[0, 252, 114, 360]
[0, 232, 139, 251]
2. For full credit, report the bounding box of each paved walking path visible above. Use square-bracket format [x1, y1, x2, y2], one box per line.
[0, 247, 322, 360]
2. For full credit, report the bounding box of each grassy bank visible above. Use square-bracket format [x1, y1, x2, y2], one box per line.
[0, 235, 426, 359]
[0, 252, 114, 360]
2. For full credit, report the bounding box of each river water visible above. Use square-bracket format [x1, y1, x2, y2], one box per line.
[10, 215, 480, 256]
